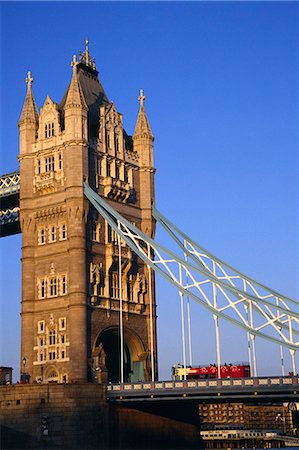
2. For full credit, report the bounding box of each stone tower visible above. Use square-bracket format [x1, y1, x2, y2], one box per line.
[18, 41, 157, 384]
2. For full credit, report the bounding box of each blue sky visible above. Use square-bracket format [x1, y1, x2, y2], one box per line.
[0, 2, 298, 381]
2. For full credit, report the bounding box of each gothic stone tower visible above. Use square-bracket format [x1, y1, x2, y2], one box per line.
[18, 42, 157, 383]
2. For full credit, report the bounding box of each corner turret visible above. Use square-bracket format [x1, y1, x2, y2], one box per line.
[64, 55, 88, 141]
[18, 71, 39, 154]
[133, 90, 155, 236]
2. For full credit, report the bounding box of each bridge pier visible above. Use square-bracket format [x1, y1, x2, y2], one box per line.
[0, 384, 202, 449]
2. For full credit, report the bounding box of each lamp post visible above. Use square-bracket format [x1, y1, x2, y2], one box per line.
[22, 357, 27, 383]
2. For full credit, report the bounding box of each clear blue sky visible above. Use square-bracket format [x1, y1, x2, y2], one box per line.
[0, 2, 298, 381]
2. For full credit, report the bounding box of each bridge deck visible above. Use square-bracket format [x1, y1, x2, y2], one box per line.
[107, 376, 299, 403]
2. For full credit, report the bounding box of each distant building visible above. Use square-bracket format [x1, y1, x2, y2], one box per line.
[0, 367, 13, 385]
[18, 40, 157, 384]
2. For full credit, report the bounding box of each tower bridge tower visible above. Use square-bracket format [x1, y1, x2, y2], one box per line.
[18, 42, 157, 384]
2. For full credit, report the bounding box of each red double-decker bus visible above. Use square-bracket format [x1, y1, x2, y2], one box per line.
[172, 362, 250, 380]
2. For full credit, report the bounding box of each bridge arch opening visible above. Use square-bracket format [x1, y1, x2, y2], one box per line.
[45, 367, 59, 383]
[93, 327, 146, 383]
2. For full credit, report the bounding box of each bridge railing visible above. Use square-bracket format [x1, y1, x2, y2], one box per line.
[106, 376, 299, 396]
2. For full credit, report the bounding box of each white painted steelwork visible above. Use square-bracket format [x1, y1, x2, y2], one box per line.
[84, 183, 299, 373]
[0, 172, 20, 197]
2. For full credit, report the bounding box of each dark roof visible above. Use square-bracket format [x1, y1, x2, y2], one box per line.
[60, 63, 109, 137]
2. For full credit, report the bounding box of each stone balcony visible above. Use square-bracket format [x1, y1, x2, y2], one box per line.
[34, 171, 64, 194]
[102, 176, 130, 202]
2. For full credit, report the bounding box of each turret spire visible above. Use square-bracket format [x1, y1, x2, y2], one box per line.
[18, 71, 39, 126]
[133, 89, 153, 139]
[64, 56, 87, 110]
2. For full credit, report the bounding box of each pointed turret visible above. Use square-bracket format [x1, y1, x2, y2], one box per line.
[133, 90, 155, 237]
[133, 89, 154, 140]
[64, 55, 88, 141]
[18, 71, 39, 153]
[19, 71, 39, 126]
[64, 55, 88, 111]
[133, 89, 154, 169]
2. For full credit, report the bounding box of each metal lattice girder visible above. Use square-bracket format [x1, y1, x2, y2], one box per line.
[84, 183, 299, 351]
[0, 171, 20, 197]
[0, 207, 20, 225]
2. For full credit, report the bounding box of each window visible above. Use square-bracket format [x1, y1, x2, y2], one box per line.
[106, 159, 111, 177]
[49, 351, 56, 360]
[38, 228, 46, 246]
[38, 321, 45, 333]
[41, 280, 46, 299]
[40, 353, 44, 362]
[40, 338, 44, 347]
[49, 330, 56, 345]
[61, 350, 65, 359]
[115, 164, 120, 180]
[124, 166, 128, 183]
[59, 318, 66, 330]
[58, 153, 62, 170]
[60, 224, 67, 240]
[45, 122, 54, 139]
[37, 159, 41, 174]
[49, 278, 57, 297]
[45, 155, 55, 172]
[49, 225, 56, 242]
[107, 224, 117, 244]
[115, 134, 119, 153]
[92, 222, 100, 242]
[61, 276, 67, 295]
[99, 269, 105, 296]
[111, 272, 119, 299]
[97, 158, 102, 177]
[61, 334, 65, 344]
[106, 132, 110, 149]
[128, 279, 134, 302]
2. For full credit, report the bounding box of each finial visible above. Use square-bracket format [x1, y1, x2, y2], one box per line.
[138, 89, 146, 107]
[25, 71, 33, 88]
[85, 38, 89, 66]
[71, 54, 78, 73]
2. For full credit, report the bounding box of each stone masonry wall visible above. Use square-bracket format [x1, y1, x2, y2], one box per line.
[0, 384, 201, 449]
[0, 384, 109, 449]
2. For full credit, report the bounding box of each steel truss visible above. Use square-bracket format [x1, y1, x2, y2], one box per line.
[84, 183, 299, 375]
[0, 207, 20, 225]
[0, 171, 20, 197]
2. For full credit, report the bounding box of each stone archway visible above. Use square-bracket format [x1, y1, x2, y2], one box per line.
[45, 366, 59, 383]
[93, 327, 146, 383]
